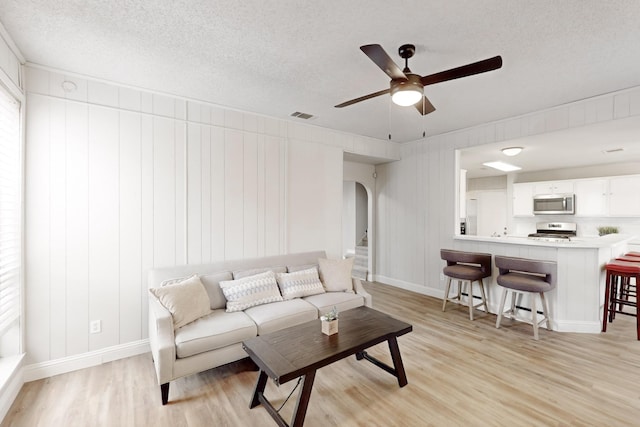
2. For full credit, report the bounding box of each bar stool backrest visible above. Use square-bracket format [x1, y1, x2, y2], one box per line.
[440, 249, 492, 278]
[495, 255, 557, 290]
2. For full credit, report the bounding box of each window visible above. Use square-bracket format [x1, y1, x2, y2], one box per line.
[0, 83, 21, 358]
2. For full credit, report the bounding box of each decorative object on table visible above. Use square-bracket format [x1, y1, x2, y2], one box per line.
[321, 306, 339, 335]
[597, 226, 619, 236]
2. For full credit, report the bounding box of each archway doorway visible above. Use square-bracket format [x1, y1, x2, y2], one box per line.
[343, 181, 370, 280]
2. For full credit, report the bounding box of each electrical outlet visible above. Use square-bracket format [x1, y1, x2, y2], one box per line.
[90, 320, 101, 334]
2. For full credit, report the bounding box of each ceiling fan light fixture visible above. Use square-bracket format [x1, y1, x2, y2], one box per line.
[390, 75, 424, 107]
[391, 87, 423, 106]
[501, 147, 523, 156]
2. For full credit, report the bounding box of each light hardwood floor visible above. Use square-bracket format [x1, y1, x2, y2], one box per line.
[3, 282, 640, 426]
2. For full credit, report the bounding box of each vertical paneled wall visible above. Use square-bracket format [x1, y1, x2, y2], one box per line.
[24, 65, 399, 365]
[375, 86, 640, 296]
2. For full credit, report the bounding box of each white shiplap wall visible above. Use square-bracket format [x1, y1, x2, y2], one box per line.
[23, 65, 400, 366]
[375, 85, 640, 297]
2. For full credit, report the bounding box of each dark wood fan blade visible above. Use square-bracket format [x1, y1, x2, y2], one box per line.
[360, 44, 407, 80]
[415, 96, 436, 115]
[420, 56, 502, 86]
[335, 88, 390, 108]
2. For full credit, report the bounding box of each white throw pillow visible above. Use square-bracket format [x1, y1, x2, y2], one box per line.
[220, 270, 284, 312]
[149, 274, 212, 329]
[318, 257, 354, 292]
[276, 267, 326, 300]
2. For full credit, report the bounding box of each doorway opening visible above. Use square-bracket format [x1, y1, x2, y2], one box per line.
[343, 181, 369, 280]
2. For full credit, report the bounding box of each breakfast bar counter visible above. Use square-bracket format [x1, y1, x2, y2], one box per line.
[452, 233, 636, 333]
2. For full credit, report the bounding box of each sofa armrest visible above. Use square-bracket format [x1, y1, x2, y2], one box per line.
[148, 296, 176, 385]
[352, 278, 372, 307]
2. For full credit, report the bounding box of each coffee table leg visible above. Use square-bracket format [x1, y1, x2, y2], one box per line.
[388, 337, 408, 387]
[291, 370, 316, 427]
[250, 370, 268, 408]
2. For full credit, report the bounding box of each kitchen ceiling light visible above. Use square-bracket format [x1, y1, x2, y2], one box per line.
[501, 147, 523, 156]
[483, 161, 521, 172]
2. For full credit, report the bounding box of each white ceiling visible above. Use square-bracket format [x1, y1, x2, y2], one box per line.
[2, 1, 640, 150]
[460, 116, 640, 178]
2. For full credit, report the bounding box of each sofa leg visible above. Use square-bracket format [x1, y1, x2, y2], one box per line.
[160, 382, 170, 405]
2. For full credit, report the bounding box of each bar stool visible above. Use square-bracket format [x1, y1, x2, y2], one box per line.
[614, 256, 639, 311]
[495, 256, 557, 340]
[440, 249, 491, 320]
[602, 260, 640, 340]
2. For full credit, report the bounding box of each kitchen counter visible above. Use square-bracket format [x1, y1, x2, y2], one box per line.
[452, 233, 636, 334]
[455, 233, 636, 248]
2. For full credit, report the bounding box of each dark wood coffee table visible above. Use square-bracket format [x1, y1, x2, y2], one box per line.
[242, 306, 412, 427]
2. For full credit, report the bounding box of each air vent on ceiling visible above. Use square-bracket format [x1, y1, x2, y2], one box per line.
[603, 148, 624, 154]
[290, 111, 314, 120]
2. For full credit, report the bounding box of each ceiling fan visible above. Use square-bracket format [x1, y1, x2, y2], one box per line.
[335, 44, 503, 115]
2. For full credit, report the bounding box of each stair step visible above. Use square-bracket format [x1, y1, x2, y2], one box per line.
[355, 246, 368, 256]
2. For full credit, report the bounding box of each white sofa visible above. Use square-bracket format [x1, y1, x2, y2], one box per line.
[148, 250, 372, 404]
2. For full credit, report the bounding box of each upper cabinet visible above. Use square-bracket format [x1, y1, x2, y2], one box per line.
[513, 183, 534, 216]
[533, 180, 574, 195]
[574, 179, 607, 216]
[609, 176, 640, 216]
[516, 174, 640, 218]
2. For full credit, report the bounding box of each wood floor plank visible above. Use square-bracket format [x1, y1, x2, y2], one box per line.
[3, 281, 640, 426]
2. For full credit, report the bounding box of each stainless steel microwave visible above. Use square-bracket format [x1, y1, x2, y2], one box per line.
[533, 194, 575, 215]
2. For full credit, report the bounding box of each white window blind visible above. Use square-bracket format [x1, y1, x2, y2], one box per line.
[0, 84, 21, 340]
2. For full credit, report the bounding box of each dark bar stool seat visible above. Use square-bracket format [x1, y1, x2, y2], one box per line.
[440, 249, 492, 320]
[495, 256, 557, 340]
[603, 260, 640, 340]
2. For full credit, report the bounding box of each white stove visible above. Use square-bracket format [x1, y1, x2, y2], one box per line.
[528, 222, 577, 242]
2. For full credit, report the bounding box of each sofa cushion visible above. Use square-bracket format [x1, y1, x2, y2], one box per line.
[276, 267, 325, 300]
[244, 299, 318, 335]
[303, 292, 365, 315]
[174, 310, 257, 358]
[149, 275, 212, 329]
[200, 271, 232, 310]
[220, 270, 284, 312]
[233, 266, 287, 279]
[318, 257, 354, 292]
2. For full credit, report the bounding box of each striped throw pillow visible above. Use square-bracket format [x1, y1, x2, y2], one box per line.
[276, 267, 326, 300]
[219, 270, 283, 312]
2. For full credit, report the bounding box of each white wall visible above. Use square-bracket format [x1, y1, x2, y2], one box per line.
[375, 85, 640, 297]
[342, 182, 356, 255]
[22, 65, 400, 366]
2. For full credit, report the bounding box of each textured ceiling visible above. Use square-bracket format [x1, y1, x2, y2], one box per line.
[2, 1, 640, 143]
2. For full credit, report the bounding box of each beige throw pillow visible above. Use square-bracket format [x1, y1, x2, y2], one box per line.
[149, 275, 212, 329]
[276, 267, 326, 300]
[220, 270, 284, 312]
[318, 257, 354, 292]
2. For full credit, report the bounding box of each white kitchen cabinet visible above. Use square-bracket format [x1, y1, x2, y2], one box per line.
[533, 180, 574, 195]
[608, 176, 640, 216]
[574, 179, 607, 216]
[513, 183, 534, 216]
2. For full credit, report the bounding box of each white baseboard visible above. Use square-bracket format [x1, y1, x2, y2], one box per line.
[23, 339, 150, 383]
[372, 274, 444, 299]
[555, 320, 601, 334]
